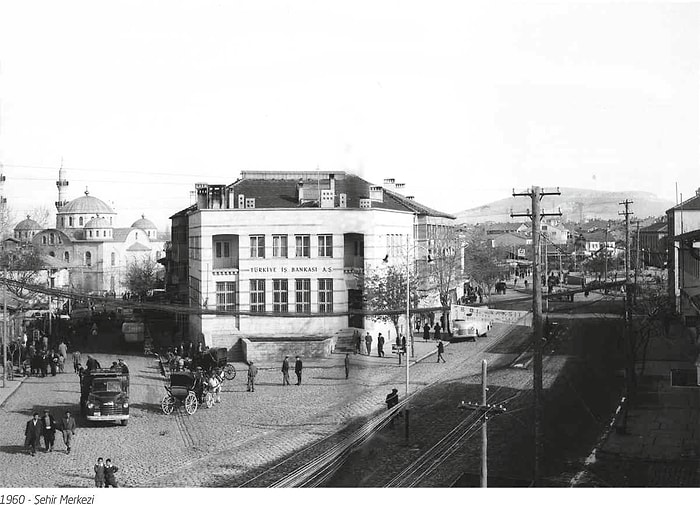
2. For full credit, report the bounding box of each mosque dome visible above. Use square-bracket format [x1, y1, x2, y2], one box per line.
[131, 215, 157, 231]
[84, 216, 112, 229]
[58, 189, 115, 215]
[14, 216, 42, 231]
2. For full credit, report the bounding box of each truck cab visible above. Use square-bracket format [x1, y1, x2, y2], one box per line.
[80, 369, 129, 426]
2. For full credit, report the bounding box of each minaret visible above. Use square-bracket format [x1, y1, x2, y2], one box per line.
[55, 158, 69, 211]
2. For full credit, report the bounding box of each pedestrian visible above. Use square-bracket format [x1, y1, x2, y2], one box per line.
[344, 353, 350, 379]
[86, 355, 101, 371]
[72, 350, 81, 374]
[437, 340, 446, 363]
[118, 358, 129, 375]
[41, 409, 57, 452]
[59, 411, 76, 454]
[524, 279, 529, 289]
[58, 341, 68, 373]
[423, 322, 430, 341]
[246, 361, 257, 392]
[281, 356, 291, 386]
[354, 331, 361, 355]
[104, 459, 119, 488]
[385, 388, 400, 428]
[433, 322, 441, 341]
[294, 356, 303, 385]
[24, 412, 43, 456]
[377, 333, 385, 357]
[50, 351, 59, 376]
[364, 332, 372, 355]
[94, 458, 105, 488]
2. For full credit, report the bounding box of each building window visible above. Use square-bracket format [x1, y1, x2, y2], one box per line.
[189, 276, 201, 306]
[273, 235, 288, 258]
[61, 217, 65, 227]
[318, 278, 333, 313]
[272, 279, 288, 312]
[42, 236, 47, 245]
[64, 251, 70, 263]
[295, 278, 311, 313]
[318, 234, 333, 257]
[216, 281, 236, 312]
[85, 252, 92, 267]
[250, 279, 265, 312]
[49, 251, 55, 257]
[250, 235, 265, 258]
[69, 217, 74, 227]
[89, 230, 93, 238]
[295, 235, 310, 258]
[111, 252, 116, 266]
[79, 217, 83, 226]
[215, 241, 231, 258]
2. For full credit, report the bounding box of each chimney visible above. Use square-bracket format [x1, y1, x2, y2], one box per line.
[369, 186, 384, 202]
[329, 174, 336, 195]
[359, 198, 371, 208]
[238, 194, 245, 209]
[245, 198, 256, 209]
[339, 193, 347, 208]
[394, 182, 406, 195]
[195, 183, 209, 209]
[406, 195, 415, 200]
[296, 180, 305, 204]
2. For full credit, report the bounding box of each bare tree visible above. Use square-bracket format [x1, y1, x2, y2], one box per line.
[30, 205, 53, 228]
[423, 226, 464, 334]
[0, 248, 46, 297]
[360, 264, 418, 341]
[463, 239, 509, 298]
[124, 256, 160, 298]
[0, 202, 16, 239]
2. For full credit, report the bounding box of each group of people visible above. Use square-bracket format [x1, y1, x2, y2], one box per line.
[94, 457, 119, 487]
[13, 334, 71, 378]
[24, 410, 77, 456]
[353, 330, 390, 357]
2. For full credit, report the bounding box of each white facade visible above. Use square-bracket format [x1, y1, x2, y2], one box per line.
[187, 207, 418, 348]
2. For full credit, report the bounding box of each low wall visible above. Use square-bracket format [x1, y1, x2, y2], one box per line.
[241, 336, 336, 363]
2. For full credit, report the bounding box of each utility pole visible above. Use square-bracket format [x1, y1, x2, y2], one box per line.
[511, 186, 561, 485]
[459, 360, 506, 487]
[618, 199, 634, 433]
[2, 271, 6, 388]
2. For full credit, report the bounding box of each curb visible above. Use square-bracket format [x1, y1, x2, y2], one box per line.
[0, 376, 26, 408]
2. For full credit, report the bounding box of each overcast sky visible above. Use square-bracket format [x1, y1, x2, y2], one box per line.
[0, 1, 698, 230]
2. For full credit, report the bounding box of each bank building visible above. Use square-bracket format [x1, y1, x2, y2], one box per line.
[165, 171, 455, 352]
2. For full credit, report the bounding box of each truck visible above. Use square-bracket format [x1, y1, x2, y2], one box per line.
[80, 368, 130, 426]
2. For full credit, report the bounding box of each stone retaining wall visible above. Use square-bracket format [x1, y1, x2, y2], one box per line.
[241, 337, 336, 363]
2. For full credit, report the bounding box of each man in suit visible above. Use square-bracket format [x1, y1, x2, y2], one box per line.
[294, 356, 303, 386]
[24, 412, 43, 456]
[41, 410, 57, 452]
[59, 411, 77, 454]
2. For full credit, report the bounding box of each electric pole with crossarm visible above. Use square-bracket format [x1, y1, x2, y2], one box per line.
[618, 199, 635, 433]
[511, 186, 561, 486]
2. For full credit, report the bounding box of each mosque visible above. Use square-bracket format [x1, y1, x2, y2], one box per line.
[10, 165, 166, 294]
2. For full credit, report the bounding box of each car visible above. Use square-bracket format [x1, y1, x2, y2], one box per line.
[451, 316, 491, 342]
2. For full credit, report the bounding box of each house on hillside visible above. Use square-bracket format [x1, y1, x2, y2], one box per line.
[581, 230, 616, 257]
[487, 232, 531, 259]
[485, 222, 528, 236]
[638, 220, 667, 268]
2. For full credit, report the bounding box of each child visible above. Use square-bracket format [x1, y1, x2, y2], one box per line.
[104, 459, 119, 488]
[94, 458, 105, 488]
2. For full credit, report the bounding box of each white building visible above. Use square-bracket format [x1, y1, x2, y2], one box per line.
[169, 171, 455, 350]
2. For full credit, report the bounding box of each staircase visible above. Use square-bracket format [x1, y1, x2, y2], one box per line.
[333, 328, 363, 354]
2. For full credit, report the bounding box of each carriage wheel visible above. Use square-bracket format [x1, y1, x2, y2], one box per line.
[185, 391, 198, 415]
[223, 364, 236, 380]
[161, 394, 175, 415]
[205, 392, 215, 409]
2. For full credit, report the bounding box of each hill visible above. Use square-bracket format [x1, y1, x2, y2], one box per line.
[455, 188, 674, 224]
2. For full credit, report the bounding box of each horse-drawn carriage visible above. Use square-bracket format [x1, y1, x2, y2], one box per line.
[193, 347, 237, 380]
[161, 370, 220, 415]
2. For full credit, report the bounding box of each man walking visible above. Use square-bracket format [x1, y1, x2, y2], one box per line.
[41, 410, 57, 452]
[437, 340, 446, 363]
[58, 341, 68, 373]
[364, 332, 372, 355]
[246, 361, 257, 392]
[344, 353, 350, 379]
[72, 350, 81, 374]
[377, 333, 385, 357]
[24, 412, 42, 456]
[59, 411, 76, 454]
[281, 356, 291, 386]
[294, 356, 303, 385]
[354, 331, 361, 355]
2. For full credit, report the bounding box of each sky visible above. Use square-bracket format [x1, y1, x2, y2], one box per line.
[0, 0, 698, 231]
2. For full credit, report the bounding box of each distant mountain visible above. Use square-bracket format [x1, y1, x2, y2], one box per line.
[456, 188, 674, 224]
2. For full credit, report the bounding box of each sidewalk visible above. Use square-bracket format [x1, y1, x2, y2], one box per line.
[588, 321, 700, 486]
[0, 372, 24, 408]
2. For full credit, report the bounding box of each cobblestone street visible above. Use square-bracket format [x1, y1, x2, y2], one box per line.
[0, 325, 517, 487]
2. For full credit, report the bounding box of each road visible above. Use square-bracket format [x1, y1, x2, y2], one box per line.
[0, 321, 526, 487]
